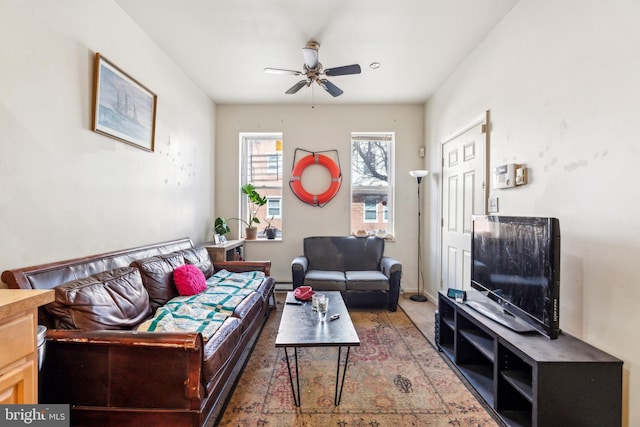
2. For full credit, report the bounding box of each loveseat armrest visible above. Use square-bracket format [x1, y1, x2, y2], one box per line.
[381, 256, 402, 277]
[213, 260, 271, 276]
[291, 256, 308, 288]
[41, 330, 205, 408]
[381, 256, 402, 310]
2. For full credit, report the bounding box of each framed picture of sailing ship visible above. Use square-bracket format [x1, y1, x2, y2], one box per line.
[92, 53, 157, 151]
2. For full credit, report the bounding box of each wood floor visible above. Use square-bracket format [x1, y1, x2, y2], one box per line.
[397, 292, 438, 347]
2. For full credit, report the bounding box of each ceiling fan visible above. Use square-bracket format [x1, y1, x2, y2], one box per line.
[264, 40, 361, 97]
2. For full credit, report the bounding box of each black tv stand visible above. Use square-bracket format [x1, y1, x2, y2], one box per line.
[438, 291, 622, 427]
[464, 299, 537, 334]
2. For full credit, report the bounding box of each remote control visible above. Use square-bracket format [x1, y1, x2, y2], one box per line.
[330, 314, 340, 321]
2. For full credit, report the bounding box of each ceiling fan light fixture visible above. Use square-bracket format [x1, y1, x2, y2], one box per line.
[266, 40, 360, 98]
[302, 40, 320, 69]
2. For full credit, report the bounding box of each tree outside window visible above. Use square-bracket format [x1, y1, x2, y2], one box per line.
[350, 133, 394, 237]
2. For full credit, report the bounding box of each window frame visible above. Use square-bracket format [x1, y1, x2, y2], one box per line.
[349, 132, 395, 237]
[267, 197, 282, 218]
[239, 132, 284, 240]
[363, 197, 378, 222]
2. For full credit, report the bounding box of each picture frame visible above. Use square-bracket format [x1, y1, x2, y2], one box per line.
[92, 53, 157, 152]
[213, 234, 221, 245]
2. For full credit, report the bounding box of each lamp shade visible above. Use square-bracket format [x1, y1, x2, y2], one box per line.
[409, 170, 429, 178]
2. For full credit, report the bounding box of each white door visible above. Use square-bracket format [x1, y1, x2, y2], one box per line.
[441, 113, 489, 291]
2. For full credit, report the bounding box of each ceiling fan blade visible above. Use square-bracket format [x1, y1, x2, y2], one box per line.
[302, 41, 320, 69]
[325, 64, 362, 76]
[318, 79, 343, 97]
[286, 80, 309, 95]
[264, 67, 303, 76]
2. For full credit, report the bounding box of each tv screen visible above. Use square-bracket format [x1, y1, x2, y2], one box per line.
[471, 215, 560, 339]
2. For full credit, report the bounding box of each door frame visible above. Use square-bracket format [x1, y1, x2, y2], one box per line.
[437, 110, 491, 293]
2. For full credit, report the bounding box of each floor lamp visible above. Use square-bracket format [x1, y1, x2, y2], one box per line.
[409, 170, 429, 302]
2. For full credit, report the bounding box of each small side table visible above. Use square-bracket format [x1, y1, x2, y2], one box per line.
[205, 239, 244, 262]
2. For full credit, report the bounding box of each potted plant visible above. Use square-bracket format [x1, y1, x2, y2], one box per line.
[213, 217, 230, 242]
[264, 216, 278, 240]
[241, 183, 267, 240]
[214, 184, 267, 240]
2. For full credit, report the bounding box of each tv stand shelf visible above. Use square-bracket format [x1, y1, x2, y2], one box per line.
[438, 291, 622, 427]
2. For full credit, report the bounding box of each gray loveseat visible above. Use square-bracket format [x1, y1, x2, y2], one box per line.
[291, 236, 402, 311]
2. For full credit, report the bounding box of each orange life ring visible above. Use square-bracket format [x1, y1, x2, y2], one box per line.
[290, 154, 341, 206]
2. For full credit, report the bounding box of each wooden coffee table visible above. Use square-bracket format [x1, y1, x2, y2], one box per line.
[275, 291, 360, 406]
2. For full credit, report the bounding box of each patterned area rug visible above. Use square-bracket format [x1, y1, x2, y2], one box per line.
[217, 297, 498, 426]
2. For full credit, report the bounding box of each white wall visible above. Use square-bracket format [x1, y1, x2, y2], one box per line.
[424, 0, 640, 424]
[215, 104, 424, 285]
[0, 0, 215, 281]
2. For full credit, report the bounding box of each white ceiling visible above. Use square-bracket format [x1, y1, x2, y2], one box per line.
[115, 0, 519, 104]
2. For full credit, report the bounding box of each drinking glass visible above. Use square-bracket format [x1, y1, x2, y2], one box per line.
[317, 295, 328, 322]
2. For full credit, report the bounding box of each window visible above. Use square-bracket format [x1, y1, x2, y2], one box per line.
[350, 133, 394, 237]
[267, 154, 280, 175]
[267, 197, 281, 218]
[364, 197, 377, 222]
[240, 133, 283, 239]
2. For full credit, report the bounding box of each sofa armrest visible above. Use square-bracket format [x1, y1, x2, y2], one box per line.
[213, 260, 271, 276]
[381, 256, 402, 277]
[291, 256, 308, 288]
[381, 256, 402, 308]
[41, 330, 205, 408]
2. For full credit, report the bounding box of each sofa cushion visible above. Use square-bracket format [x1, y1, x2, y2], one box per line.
[345, 270, 389, 291]
[46, 267, 151, 330]
[303, 270, 346, 291]
[230, 292, 263, 333]
[180, 247, 215, 278]
[203, 317, 243, 392]
[131, 253, 185, 311]
[174, 264, 207, 296]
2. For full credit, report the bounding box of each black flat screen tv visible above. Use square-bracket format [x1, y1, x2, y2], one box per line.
[470, 215, 560, 339]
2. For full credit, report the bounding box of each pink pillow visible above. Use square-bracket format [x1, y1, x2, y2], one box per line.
[173, 264, 207, 296]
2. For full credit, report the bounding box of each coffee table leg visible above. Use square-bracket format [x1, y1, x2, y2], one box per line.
[284, 347, 301, 406]
[334, 346, 351, 405]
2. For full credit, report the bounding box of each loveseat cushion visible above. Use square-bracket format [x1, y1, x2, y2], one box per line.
[303, 236, 384, 271]
[303, 270, 346, 291]
[345, 270, 389, 291]
[131, 253, 185, 311]
[46, 267, 151, 330]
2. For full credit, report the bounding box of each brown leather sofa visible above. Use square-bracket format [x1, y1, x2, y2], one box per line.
[2, 238, 275, 427]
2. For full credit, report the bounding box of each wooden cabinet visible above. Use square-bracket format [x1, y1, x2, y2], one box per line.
[205, 239, 244, 262]
[438, 291, 622, 427]
[0, 289, 54, 404]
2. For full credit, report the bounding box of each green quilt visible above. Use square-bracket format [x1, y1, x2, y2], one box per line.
[137, 269, 265, 340]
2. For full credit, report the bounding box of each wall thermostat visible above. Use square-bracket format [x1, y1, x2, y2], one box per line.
[493, 163, 527, 189]
[494, 164, 516, 188]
